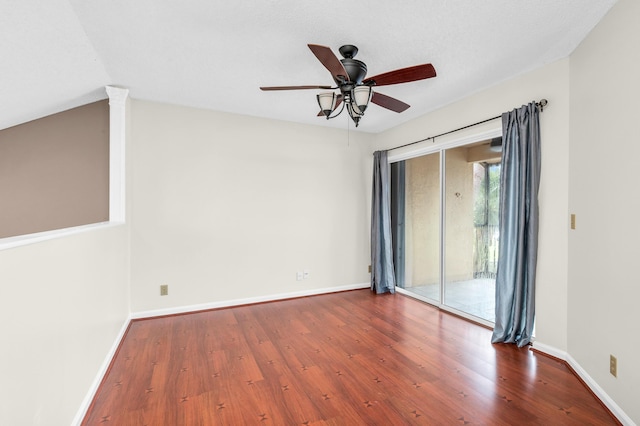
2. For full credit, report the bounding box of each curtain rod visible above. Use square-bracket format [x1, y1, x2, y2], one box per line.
[389, 99, 548, 151]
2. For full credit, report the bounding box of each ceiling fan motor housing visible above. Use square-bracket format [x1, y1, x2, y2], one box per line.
[339, 59, 367, 85]
[336, 45, 368, 85]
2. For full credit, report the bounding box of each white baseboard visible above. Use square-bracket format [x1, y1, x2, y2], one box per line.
[131, 282, 370, 319]
[532, 342, 635, 426]
[71, 314, 132, 426]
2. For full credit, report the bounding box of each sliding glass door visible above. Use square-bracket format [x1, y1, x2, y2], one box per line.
[391, 139, 501, 323]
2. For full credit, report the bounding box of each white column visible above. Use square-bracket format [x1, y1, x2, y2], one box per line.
[106, 86, 129, 223]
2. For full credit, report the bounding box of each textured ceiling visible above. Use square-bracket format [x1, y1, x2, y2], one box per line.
[1, 0, 619, 133]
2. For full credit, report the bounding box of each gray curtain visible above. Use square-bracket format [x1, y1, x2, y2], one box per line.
[492, 102, 541, 347]
[371, 150, 396, 294]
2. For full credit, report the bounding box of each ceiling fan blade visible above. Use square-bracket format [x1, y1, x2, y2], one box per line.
[308, 44, 349, 82]
[364, 64, 436, 86]
[317, 95, 343, 116]
[260, 85, 333, 91]
[371, 91, 410, 113]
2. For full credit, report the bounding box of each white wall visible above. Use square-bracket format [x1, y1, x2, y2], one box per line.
[0, 226, 130, 425]
[373, 58, 572, 352]
[129, 101, 372, 313]
[569, 0, 640, 422]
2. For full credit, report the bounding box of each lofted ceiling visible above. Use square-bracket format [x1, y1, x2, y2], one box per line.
[1, 0, 618, 133]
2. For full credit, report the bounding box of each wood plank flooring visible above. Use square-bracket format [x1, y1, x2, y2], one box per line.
[82, 290, 619, 425]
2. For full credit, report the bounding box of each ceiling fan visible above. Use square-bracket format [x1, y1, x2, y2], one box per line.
[260, 44, 436, 127]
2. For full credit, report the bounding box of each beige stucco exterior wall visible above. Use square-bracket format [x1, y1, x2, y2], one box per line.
[402, 146, 476, 288]
[404, 152, 440, 286]
[444, 146, 475, 282]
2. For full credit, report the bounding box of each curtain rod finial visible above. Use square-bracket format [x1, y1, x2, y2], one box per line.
[538, 99, 548, 112]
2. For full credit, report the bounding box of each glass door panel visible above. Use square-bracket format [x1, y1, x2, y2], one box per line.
[391, 152, 440, 301]
[443, 146, 500, 322]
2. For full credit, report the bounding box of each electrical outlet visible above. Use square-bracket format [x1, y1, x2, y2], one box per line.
[610, 354, 617, 377]
[160, 284, 168, 296]
[570, 214, 576, 230]
[368, 264, 372, 273]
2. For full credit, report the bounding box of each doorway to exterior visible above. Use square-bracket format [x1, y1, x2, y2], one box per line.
[390, 137, 502, 324]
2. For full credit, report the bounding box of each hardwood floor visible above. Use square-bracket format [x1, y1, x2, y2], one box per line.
[82, 290, 619, 425]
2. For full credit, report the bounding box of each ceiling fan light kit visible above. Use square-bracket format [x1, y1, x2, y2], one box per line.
[353, 85, 373, 113]
[317, 85, 372, 127]
[317, 92, 337, 117]
[261, 44, 436, 127]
